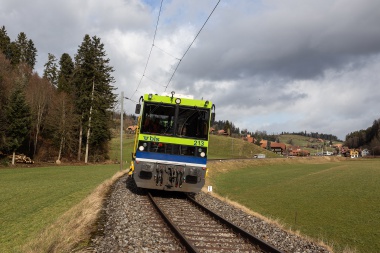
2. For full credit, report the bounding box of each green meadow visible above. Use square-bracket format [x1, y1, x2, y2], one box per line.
[0, 165, 119, 253]
[210, 158, 380, 253]
[1, 132, 378, 252]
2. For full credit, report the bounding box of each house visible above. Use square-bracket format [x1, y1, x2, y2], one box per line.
[217, 129, 228, 135]
[341, 146, 350, 157]
[242, 134, 256, 143]
[260, 140, 287, 155]
[270, 142, 287, 155]
[127, 125, 138, 133]
[350, 150, 359, 158]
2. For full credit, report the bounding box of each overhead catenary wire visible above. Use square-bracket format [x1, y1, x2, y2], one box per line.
[164, 0, 221, 91]
[131, 0, 221, 99]
[154, 44, 181, 61]
[130, 0, 164, 100]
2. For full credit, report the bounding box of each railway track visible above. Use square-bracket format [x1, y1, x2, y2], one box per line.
[148, 191, 284, 253]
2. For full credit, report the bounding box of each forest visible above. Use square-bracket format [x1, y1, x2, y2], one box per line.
[0, 26, 116, 165]
[344, 119, 380, 154]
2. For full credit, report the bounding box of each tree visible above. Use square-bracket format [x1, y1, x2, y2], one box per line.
[0, 53, 14, 151]
[43, 53, 58, 87]
[45, 92, 77, 162]
[14, 32, 37, 70]
[25, 74, 53, 158]
[0, 26, 11, 56]
[73, 34, 116, 162]
[57, 53, 74, 93]
[5, 86, 31, 164]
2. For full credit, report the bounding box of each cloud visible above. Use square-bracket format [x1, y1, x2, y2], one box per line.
[1, 0, 380, 140]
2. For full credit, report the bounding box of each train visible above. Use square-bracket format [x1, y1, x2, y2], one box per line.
[129, 92, 215, 193]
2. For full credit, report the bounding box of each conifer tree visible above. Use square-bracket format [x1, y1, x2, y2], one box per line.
[26, 39, 37, 69]
[57, 53, 74, 93]
[14, 32, 37, 69]
[0, 26, 11, 56]
[5, 86, 31, 164]
[73, 34, 116, 162]
[43, 53, 58, 87]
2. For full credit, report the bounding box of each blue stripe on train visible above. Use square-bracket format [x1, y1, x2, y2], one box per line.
[136, 152, 207, 165]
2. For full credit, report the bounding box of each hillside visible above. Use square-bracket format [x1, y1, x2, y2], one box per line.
[278, 134, 343, 155]
[208, 135, 278, 159]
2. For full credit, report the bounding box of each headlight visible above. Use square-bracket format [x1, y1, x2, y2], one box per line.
[139, 146, 144, 151]
[200, 152, 205, 157]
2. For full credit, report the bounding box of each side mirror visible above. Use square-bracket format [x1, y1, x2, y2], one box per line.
[211, 112, 215, 123]
[135, 104, 141, 114]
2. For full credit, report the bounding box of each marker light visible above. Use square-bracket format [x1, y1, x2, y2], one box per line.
[175, 98, 181, 104]
[148, 94, 153, 99]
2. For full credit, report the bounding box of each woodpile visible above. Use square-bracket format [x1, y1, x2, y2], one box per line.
[8, 154, 34, 164]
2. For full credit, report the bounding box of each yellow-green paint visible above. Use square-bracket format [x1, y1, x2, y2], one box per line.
[138, 134, 209, 147]
[143, 93, 213, 109]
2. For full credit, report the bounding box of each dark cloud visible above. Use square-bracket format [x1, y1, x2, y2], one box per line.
[176, 0, 380, 82]
[1, 0, 380, 139]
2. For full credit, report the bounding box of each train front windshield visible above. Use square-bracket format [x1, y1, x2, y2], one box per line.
[141, 102, 209, 140]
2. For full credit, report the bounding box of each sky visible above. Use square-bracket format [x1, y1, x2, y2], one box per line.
[1, 0, 380, 140]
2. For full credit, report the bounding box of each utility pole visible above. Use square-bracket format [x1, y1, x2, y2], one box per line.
[120, 91, 124, 171]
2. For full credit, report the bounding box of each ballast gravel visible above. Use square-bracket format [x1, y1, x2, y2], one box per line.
[87, 175, 331, 253]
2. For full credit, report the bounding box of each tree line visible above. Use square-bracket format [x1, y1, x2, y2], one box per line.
[212, 120, 240, 135]
[0, 26, 116, 165]
[280, 131, 340, 142]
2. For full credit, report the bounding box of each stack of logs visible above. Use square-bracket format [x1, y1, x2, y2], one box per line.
[8, 154, 34, 164]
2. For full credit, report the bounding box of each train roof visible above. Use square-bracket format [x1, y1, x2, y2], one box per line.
[142, 93, 213, 109]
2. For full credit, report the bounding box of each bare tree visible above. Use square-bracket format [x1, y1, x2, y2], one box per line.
[46, 91, 77, 162]
[25, 73, 53, 158]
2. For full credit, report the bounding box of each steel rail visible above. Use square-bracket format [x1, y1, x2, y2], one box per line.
[187, 194, 285, 253]
[147, 191, 199, 253]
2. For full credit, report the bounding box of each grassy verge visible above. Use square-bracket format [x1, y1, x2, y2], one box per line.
[207, 157, 380, 253]
[0, 165, 123, 253]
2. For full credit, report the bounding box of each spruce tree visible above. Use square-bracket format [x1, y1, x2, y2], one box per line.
[0, 26, 11, 55]
[73, 34, 116, 162]
[57, 53, 74, 93]
[5, 86, 31, 164]
[14, 32, 37, 69]
[43, 53, 58, 87]
[26, 39, 37, 69]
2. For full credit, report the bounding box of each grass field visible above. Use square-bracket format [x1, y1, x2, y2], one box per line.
[108, 133, 136, 165]
[0, 132, 369, 252]
[208, 158, 380, 253]
[0, 164, 120, 253]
